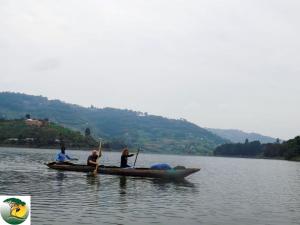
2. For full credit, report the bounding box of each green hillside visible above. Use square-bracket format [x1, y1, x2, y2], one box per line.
[0, 119, 98, 148]
[0, 92, 227, 154]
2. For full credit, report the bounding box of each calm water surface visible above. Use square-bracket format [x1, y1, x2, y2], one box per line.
[0, 147, 299, 225]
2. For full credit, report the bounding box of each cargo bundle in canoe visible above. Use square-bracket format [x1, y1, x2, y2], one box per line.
[46, 162, 200, 180]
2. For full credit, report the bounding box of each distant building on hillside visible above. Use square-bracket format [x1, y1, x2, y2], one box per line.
[7, 138, 19, 142]
[25, 119, 48, 127]
[24, 138, 35, 142]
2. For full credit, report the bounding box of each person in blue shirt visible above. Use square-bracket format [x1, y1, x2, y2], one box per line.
[55, 146, 77, 163]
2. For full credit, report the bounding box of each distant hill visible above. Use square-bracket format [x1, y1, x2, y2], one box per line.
[206, 128, 277, 144]
[0, 92, 227, 154]
[0, 119, 98, 148]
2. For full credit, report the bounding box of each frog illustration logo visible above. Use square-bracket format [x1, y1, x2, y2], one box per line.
[1, 198, 29, 224]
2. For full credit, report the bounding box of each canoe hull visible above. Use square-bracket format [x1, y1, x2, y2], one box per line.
[46, 163, 200, 180]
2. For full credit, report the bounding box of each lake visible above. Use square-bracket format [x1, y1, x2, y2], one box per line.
[0, 147, 299, 225]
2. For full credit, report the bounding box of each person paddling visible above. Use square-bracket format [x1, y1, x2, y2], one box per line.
[87, 150, 101, 167]
[120, 148, 134, 168]
[55, 146, 77, 163]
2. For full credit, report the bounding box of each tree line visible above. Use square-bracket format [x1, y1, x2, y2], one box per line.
[214, 137, 300, 160]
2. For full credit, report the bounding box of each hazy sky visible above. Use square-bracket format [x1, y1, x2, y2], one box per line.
[1, 0, 299, 139]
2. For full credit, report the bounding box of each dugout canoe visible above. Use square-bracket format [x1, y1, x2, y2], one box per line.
[46, 162, 200, 180]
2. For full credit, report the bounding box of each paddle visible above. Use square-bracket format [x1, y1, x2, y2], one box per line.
[133, 147, 140, 168]
[93, 139, 102, 175]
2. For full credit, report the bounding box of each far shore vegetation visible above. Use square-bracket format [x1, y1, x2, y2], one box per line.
[0, 116, 299, 161]
[214, 137, 300, 161]
[0, 118, 98, 149]
[0, 117, 144, 151]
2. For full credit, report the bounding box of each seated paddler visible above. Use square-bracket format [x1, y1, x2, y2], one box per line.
[120, 148, 134, 168]
[87, 150, 101, 167]
[55, 145, 77, 163]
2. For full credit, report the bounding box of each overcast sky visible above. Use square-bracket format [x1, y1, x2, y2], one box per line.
[0, 0, 299, 139]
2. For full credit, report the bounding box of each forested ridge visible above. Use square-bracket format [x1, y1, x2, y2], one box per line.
[0, 92, 227, 154]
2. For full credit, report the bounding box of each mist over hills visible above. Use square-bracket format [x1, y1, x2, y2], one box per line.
[0, 92, 227, 154]
[207, 128, 277, 144]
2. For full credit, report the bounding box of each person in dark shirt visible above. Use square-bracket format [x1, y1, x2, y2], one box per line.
[120, 148, 134, 168]
[87, 150, 100, 166]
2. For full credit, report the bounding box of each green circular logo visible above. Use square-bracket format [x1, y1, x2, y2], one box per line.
[1, 198, 29, 225]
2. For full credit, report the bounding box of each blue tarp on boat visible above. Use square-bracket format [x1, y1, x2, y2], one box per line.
[150, 163, 172, 170]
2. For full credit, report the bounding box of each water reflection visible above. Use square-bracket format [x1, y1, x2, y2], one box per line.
[86, 173, 101, 191]
[118, 176, 128, 209]
[55, 171, 67, 183]
[119, 176, 127, 192]
[152, 178, 196, 188]
[53, 172, 67, 195]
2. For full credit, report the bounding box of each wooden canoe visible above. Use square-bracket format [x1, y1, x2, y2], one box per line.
[46, 162, 200, 180]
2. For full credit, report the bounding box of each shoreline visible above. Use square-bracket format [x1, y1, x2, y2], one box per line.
[0, 145, 206, 156]
[1, 145, 299, 161]
[212, 155, 300, 162]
